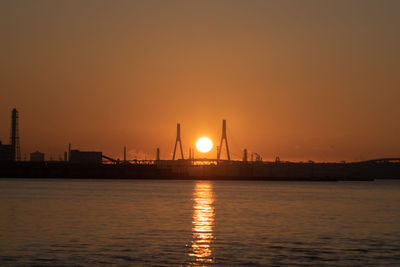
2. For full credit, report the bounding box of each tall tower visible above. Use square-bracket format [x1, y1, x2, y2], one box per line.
[68, 143, 71, 162]
[217, 119, 230, 161]
[243, 148, 248, 162]
[172, 123, 184, 160]
[10, 108, 21, 161]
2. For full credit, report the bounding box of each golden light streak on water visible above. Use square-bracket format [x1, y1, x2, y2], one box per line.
[189, 181, 215, 264]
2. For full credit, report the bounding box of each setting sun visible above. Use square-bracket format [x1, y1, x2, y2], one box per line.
[196, 137, 213, 153]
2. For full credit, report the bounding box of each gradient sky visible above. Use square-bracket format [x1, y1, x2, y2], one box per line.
[1, 0, 399, 162]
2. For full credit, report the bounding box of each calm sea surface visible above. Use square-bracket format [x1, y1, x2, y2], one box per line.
[0, 179, 399, 266]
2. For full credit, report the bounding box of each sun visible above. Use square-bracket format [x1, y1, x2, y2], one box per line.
[196, 137, 213, 153]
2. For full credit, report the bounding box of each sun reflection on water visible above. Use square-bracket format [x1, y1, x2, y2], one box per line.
[189, 181, 215, 264]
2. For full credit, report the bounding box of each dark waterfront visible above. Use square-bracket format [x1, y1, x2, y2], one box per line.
[1, 179, 400, 266]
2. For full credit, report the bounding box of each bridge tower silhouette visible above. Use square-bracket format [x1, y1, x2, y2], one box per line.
[172, 123, 184, 160]
[217, 119, 230, 161]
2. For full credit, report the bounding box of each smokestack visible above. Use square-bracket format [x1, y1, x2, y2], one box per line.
[68, 143, 71, 162]
[156, 148, 160, 161]
[124, 146, 127, 162]
[243, 149, 248, 162]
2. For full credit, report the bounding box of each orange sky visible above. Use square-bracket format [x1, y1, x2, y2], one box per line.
[1, 0, 399, 162]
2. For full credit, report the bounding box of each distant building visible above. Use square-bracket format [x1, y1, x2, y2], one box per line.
[69, 150, 102, 164]
[30, 151, 45, 162]
[0, 141, 13, 161]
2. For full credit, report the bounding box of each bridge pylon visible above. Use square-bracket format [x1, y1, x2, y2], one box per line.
[217, 119, 230, 161]
[172, 123, 184, 160]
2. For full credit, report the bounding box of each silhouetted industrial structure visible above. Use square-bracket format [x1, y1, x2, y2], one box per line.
[0, 142, 12, 161]
[189, 147, 194, 161]
[69, 150, 102, 164]
[0, 109, 20, 162]
[30, 151, 45, 162]
[10, 109, 21, 161]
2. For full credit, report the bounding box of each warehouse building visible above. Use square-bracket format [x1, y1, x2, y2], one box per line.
[69, 150, 102, 164]
[30, 151, 45, 162]
[0, 141, 12, 161]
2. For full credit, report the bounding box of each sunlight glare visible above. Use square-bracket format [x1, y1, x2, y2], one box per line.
[196, 137, 213, 153]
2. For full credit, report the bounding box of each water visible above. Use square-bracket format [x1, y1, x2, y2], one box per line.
[0, 179, 400, 266]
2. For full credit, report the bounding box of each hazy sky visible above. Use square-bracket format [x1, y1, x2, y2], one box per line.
[1, 0, 399, 162]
